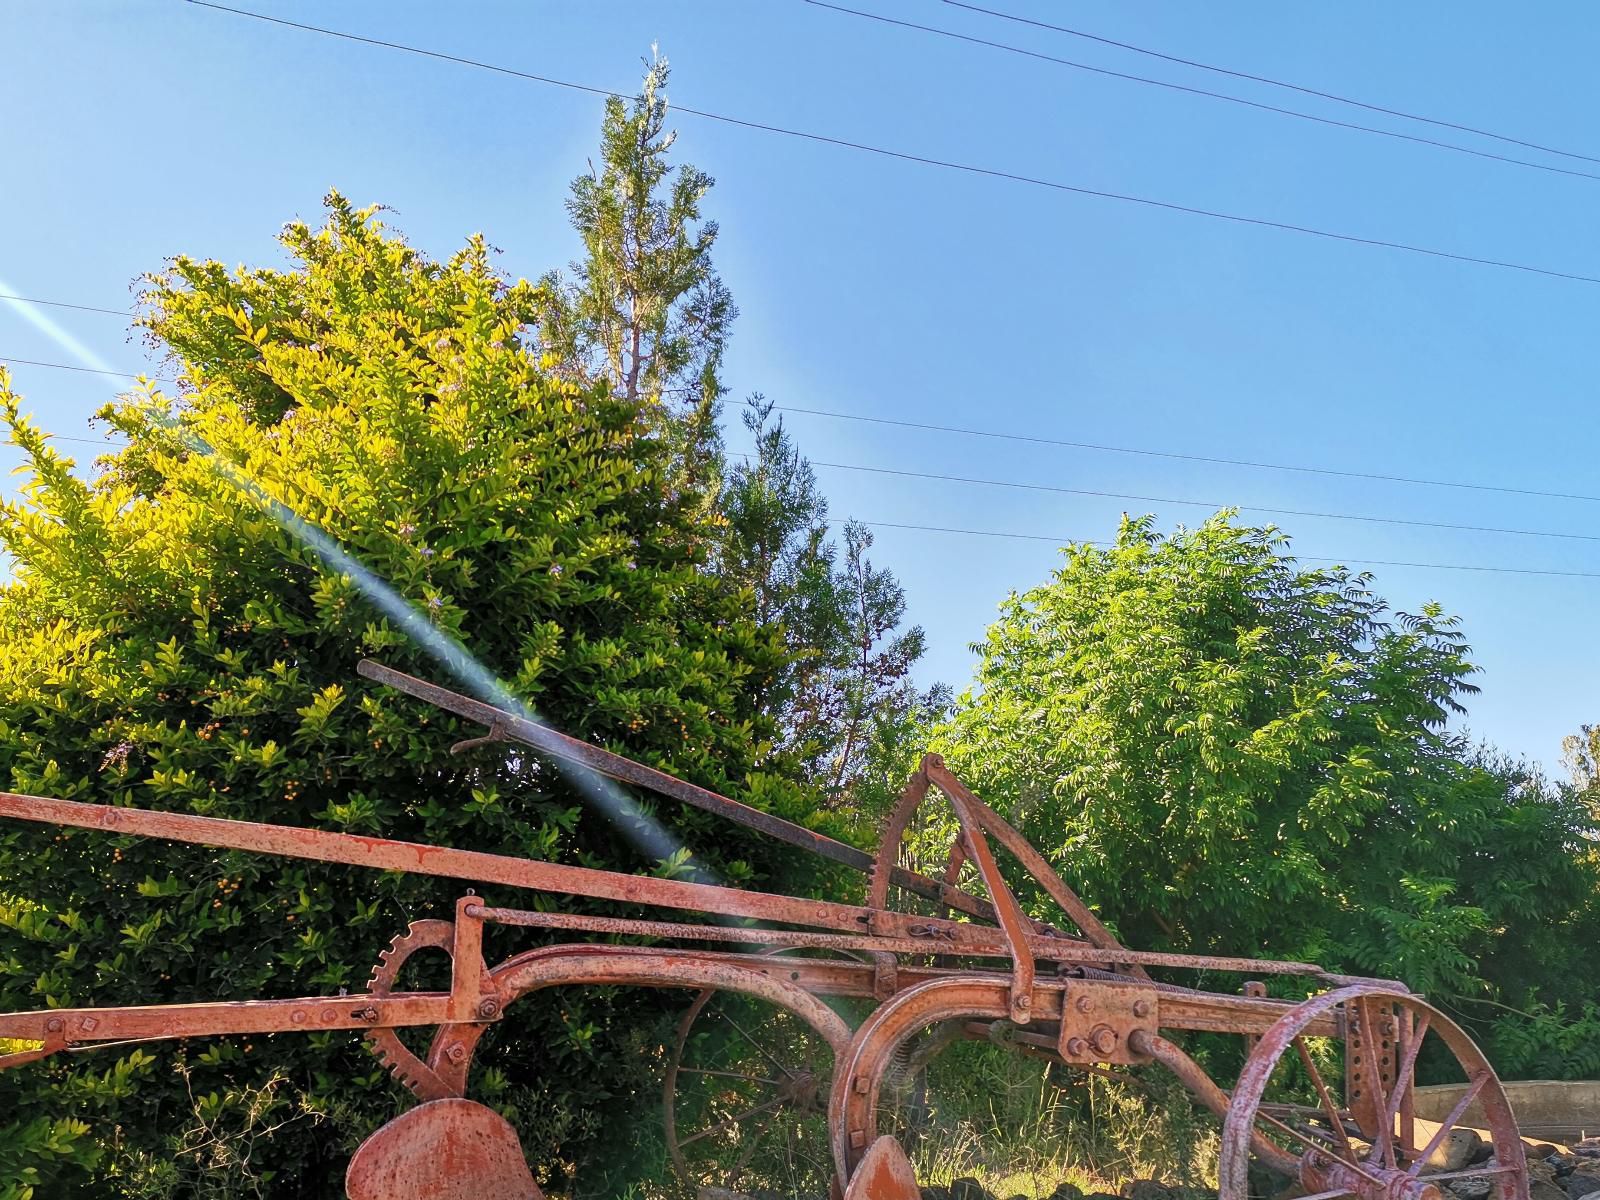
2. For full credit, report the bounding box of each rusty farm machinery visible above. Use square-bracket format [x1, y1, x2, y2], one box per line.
[0, 661, 1531, 1200]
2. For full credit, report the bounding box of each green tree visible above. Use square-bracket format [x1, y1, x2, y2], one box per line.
[929, 513, 1599, 1014]
[1565, 723, 1599, 795]
[532, 60, 931, 802]
[533, 52, 732, 500]
[719, 400, 933, 799]
[0, 194, 827, 1195]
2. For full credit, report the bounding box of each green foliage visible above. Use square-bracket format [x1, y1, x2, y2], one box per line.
[0, 1114, 100, 1200]
[929, 513, 1600, 1037]
[1485, 1000, 1600, 1080]
[533, 50, 732, 511]
[720, 400, 937, 797]
[0, 191, 827, 1194]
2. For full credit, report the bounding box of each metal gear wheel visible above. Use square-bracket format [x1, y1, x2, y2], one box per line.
[363, 919, 458, 1101]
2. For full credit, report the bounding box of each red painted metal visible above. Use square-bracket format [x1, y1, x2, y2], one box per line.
[0, 663, 1532, 1200]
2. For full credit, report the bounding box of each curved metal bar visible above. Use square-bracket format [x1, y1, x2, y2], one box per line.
[490, 946, 854, 1056]
[826, 975, 1047, 1189]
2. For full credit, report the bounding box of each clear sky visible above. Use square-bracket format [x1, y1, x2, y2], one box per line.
[2, 1, 1595, 775]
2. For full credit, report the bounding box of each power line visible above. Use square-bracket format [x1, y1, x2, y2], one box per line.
[9, 286, 1597, 509]
[0, 294, 129, 317]
[943, 0, 1600, 169]
[805, 1, 1600, 185]
[0, 356, 156, 380]
[854, 518, 1600, 579]
[773, 405, 1600, 505]
[180, 0, 1600, 288]
[803, 457, 1600, 543]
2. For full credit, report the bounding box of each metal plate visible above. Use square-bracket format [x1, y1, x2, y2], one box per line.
[345, 1099, 543, 1200]
[1055, 980, 1159, 1065]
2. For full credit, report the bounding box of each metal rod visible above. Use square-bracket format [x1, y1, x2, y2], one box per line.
[357, 660, 996, 921]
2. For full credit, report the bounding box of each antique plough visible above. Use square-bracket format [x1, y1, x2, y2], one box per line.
[0, 661, 1530, 1200]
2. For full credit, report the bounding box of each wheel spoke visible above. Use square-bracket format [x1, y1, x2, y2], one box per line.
[1406, 1074, 1487, 1178]
[1422, 1165, 1520, 1183]
[680, 1067, 781, 1086]
[728, 1114, 771, 1182]
[1379, 1012, 1431, 1164]
[1254, 1111, 1388, 1189]
[1293, 1036, 1355, 1162]
[720, 1009, 797, 1080]
[679, 1095, 787, 1148]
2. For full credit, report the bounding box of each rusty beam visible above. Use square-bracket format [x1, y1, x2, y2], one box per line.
[0, 791, 958, 940]
[0, 992, 455, 1048]
[357, 660, 996, 922]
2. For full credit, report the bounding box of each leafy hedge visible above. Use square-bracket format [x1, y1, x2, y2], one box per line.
[0, 195, 831, 1196]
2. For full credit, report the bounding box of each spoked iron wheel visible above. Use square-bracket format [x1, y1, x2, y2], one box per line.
[1220, 985, 1528, 1200]
[664, 984, 837, 1197]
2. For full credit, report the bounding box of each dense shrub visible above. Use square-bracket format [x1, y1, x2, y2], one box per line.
[0, 196, 832, 1195]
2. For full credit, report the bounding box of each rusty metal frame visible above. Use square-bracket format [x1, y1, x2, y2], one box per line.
[0, 662, 1528, 1200]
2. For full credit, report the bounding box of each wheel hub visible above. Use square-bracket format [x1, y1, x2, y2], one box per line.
[1302, 1150, 1445, 1200]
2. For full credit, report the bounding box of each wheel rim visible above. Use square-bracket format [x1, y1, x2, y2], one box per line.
[1220, 986, 1528, 1200]
[663, 985, 838, 1195]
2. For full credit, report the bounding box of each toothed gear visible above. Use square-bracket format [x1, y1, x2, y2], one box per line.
[363, 920, 457, 1101]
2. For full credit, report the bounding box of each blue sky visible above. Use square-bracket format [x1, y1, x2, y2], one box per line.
[2, 1, 1595, 774]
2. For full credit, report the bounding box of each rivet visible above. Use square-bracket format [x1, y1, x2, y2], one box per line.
[1133, 999, 1151, 1019]
[45, 1017, 64, 1034]
[1076, 995, 1092, 1013]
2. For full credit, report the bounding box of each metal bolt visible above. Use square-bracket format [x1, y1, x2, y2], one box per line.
[854, 1077, 870, 1094]
[1015, 994, 1031, 1009]
[80, 1016, 99, 1033]
[291, 1008, 307, 1025]
[1076, 995, 1092, 1013]
[44, 1017, 63, 1034]
[444, 1042, 468, 1065]
[1090, 1026, 1118, 1056]
[1132, 999, 1151, 1019]
[476, 997, 501, 1019]
[850, 1129, 868, 1150]
[1066, 1037, 1088, 1057]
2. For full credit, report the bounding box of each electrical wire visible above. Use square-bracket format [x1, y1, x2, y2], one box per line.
[771, 405, 1600, 504]
[789, 456, 1600, 542]
[0, 370, 1589, 577]
[0, 294, 129, 317]
[0, 356, 153, 380]
[942, 0, 1600, 168]
[850, 518, 1600, 579]
[178, 0, 1600, 288]
[804, 1, 1600, 184]
[7, 293, 1596, 511]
